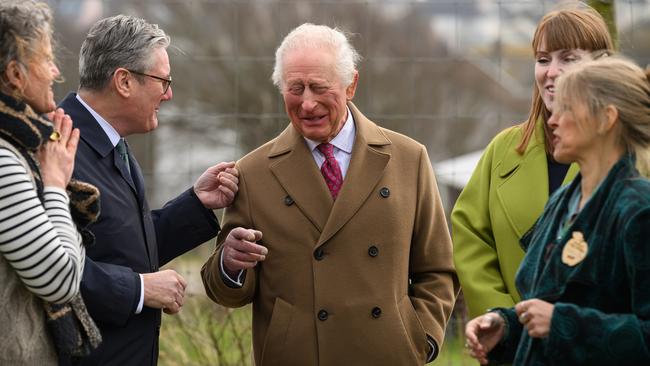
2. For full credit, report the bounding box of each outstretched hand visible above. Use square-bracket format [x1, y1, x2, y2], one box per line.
[193, 161, 239, 209]
[465, 312, 505, 365]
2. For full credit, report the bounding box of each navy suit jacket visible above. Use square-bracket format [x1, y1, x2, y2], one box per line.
[60, 93, 220, 366]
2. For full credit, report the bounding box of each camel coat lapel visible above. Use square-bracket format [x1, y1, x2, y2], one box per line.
[318, 103, 390, 246]
[267, 103, 391, 246]
[268, 125, 332, 233]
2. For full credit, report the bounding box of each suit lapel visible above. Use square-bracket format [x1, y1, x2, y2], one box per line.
[61, 93, 155, 267]
[317, 103, 391, 246]
[62, 93, 138, 196]
[269, 125, 333, 232]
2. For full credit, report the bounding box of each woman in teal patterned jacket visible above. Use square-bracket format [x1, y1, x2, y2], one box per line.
[465, 57, 650, 365]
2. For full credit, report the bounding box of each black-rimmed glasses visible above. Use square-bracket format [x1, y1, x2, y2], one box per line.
[127, 69, 172, 94]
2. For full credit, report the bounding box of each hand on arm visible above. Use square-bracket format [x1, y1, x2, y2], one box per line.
[193, 161, 239, 209]
[142, 269, 187, 315]
[465, 312, 505, 365]
[38, 108, 79, 189]
[222, 227, 265, 279]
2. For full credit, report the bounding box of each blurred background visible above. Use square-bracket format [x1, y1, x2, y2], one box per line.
[46, 0, 650, 364]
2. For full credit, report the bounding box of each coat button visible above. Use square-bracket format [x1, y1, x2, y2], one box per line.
[371, 307, 382, 318]
[318, 309, 329, 321]
[379, 187, 390, 198]
[368, 245, 379, 257]
[284, 195, 294, 206]
[314, 248, 324, 261]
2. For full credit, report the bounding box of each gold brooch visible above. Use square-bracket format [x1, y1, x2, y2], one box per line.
[561, 231, 588, 266]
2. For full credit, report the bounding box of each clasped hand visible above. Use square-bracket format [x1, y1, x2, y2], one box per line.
[222, 227, 266, 278]
[142, 269, 187, 315]
[465, 298, 554, 365]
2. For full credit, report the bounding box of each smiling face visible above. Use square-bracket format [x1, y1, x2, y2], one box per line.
[534, 41, 592, 113]
[128, 47, 172, 134]
[281, 47, 357, 143]
[22, 36, 60, 114]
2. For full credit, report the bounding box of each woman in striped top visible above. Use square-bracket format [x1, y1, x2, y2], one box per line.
[0, 1, 87, 364]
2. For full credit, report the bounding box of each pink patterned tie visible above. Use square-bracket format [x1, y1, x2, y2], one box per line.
[317, 143, 343, 199]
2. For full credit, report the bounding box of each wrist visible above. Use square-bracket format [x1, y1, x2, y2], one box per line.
[42, 178, 68, 189]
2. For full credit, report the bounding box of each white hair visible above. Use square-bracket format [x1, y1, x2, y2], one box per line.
[271, 23, 361, 91]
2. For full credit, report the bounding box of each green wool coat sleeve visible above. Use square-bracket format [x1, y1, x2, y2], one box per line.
[488, 307, 523, 364]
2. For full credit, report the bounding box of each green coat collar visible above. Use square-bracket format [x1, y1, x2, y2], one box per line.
[496, 119, 579, 238]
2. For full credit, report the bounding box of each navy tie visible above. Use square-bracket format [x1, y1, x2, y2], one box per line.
[115, 138, 131, 175]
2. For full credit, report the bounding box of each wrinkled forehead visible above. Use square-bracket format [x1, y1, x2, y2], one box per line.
[282, 48, 338, 79]
[26, 34, 53, 63]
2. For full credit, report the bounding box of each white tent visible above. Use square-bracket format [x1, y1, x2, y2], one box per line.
[433, 150, 484, 190]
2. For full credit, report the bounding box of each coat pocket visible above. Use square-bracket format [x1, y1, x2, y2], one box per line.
[260, 297, 294, 366]
[397, 295, 428, 363]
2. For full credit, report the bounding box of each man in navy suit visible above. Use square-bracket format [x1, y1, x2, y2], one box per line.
[58, 15, 239, 366]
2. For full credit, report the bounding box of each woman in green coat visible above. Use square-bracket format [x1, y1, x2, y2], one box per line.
[451, 6, 613, 318]
[466, 57, 650, 365]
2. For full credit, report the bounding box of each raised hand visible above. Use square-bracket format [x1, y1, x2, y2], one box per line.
[193, 161, 239, 209]
[38, 108, 79, 189]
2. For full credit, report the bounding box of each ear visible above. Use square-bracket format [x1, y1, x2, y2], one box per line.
[345, 71, 359, 100]
[3, 60, 27, 93]
[601, 104, 619, 133]
[113, 68, 132, 98]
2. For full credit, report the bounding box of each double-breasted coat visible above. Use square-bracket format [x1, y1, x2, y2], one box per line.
[202, 103, 459, 365]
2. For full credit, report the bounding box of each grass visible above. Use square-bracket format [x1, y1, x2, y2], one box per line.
[159, 248, 475, 365]
[159, 294, 474, 366]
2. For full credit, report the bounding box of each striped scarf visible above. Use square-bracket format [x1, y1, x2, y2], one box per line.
[0, 91, 102, 363]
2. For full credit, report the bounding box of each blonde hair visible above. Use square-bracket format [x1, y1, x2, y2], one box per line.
[516, 4, 614, 155]
[555, 57, 650, 177]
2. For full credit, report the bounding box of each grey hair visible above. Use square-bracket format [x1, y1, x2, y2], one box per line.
[271, 23, 361, 91]
[0, 0, 52, 76]
[556, 57, 650, 177]
[79, 14, 170, 91]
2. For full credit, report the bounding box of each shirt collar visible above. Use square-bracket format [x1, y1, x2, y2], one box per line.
[304, 106, 355, 153]
[76, 94, 121, 147]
